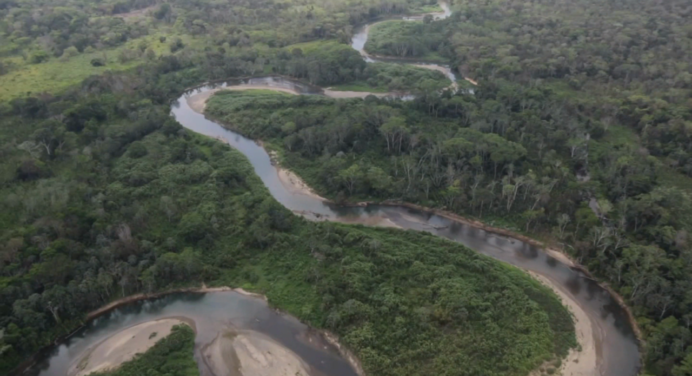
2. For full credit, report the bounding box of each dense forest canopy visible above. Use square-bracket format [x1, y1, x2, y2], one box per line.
[0, 4, 576, 374]
[0, 0, 690, 374]
[0, 70, 574, 376]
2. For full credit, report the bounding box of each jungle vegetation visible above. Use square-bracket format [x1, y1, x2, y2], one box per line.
[0, 0, 446, 100]
[0, 33, 573, 376]
[1, 0, 691, 374]
[207, 2, 692, 374]
[365, 19, 448, 61]
[353, 0, 692, 374]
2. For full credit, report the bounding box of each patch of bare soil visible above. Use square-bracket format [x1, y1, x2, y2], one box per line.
[275, 165, 328, 201]
[203, 329, 312, 376]
[69, 318, 189, 376]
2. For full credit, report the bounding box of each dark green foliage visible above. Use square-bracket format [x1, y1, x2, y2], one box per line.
[366, 20, 448, 60]
[127, 142, 148, 158]
[205, 67, 692, 374]
[154, 4, 172, 21]
[169, 38, 185, 53]
[90, 58, 106, 67]
[6, 0, 689, 372]
[0, 71, 574, 375]
[91, 325, 199, 376]
[273, 42, 367, 86]
[29, 51, 50, 64]
[255, 225, 577, 375]
[360, 62, 450, 91]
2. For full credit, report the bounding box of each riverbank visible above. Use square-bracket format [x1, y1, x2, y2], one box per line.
[322, 331, 366, 376]
[374, 200, 643, 345]
[269, 158, 601, 373]
[529, 272, 599, 376]
[203, 329, 313, 376]
[187, 84, 642, 375]
[80, 287, 362, 376]
[86, 285, 235, 321]
[69, 318, 190, 376]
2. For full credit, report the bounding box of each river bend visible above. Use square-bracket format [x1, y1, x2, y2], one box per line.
[25, 2, 640, 376]
[172, 2, 641, 373]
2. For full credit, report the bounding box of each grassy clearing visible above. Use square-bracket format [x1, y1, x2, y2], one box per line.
[0, 33, 203, 101]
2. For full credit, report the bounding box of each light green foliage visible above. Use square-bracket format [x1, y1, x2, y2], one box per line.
[0, 33, 194, 101]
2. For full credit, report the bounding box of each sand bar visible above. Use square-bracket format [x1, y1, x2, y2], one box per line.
[203, 329, 312, 376]
[530, 272, 600, 376]
[70, 318, 188, 376]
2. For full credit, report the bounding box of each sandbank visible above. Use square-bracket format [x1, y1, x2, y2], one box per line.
[203, 329, 312, 376]
[530, 272, 600, 376]
[69, 318, 188, 376]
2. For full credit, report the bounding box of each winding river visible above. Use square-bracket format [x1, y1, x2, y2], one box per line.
[27, 2, 640, 376]
[26, 292, 359, 376]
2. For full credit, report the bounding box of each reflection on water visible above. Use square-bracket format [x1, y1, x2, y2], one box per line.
[27, 292, 358, 376]
[26, 79, 641, 376]
[26, 2, 639, 374]
[170, 82, 640, 375]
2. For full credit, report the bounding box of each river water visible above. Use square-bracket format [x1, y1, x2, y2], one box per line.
[26, 2, 640, 376]
[26, 292, 358, 376]
[173, 79, 640, 375]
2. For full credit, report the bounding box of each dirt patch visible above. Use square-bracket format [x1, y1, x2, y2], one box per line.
[276, 165, 329, 201]
[69, 318, 188, 376]
[203, 329, 312, 376]
[464, 77, 478, 86]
